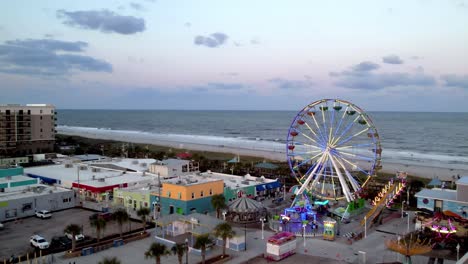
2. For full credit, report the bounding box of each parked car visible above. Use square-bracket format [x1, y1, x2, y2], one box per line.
[89, 212, 113, 221]
[30, 235, 49, 249]
[35, 210, 52, 219]
[65, 232, 85, 241]
[50, 236, 71, 251]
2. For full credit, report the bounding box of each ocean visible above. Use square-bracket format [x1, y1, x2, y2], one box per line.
[56, 110, 468, 170]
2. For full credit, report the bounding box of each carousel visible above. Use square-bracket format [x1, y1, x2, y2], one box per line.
[226, 196, 267, 223]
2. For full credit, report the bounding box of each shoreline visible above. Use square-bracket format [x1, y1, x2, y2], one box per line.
[58, 130, 468, 181]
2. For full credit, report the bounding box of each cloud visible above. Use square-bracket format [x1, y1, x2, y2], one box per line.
[194, 32, 228, 48]
[207, 82, 243, 90]
[0, 39, 112, 76]
[268, 78, 313, 90]
[184, 22, 192, 28]
[441, 74, 468, 88]
[351, 61, 380, 72]
[5, 39, 87, 52]
[410, 56, 422, 60]
[330, 61, 435, 90]
[57, 9, 146, 35]
[382, 54, 404, 64]
[129, 3, 145, 11]
[192, 82, 246, 92]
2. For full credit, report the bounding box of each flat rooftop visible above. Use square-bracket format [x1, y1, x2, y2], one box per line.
[0, 184, 71, 202]
[87, 158, 156, 172]
[0, 175, 37, 185]
[198, 171, 278, 189]
[163, 175, 222, 186]
[456, 176, 468, 185]
[25, 164, 124, 183]
[151, 158, 190, 167]
[415, 188, 467, 204]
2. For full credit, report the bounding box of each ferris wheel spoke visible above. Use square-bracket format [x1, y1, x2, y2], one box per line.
[335, 153, 373, 177]
[329, 153, 353, 202]
[310, 113, 328, 146]
[334, 127, 370, 147]
[297, 127, 323, 147]
[333, 106, 349, 140]
[290, 150, 323, 156]
[292, 152, 323, 170]
[298, 120, 327, 147]
[333, 154, 360, 192]
[302, 143, 323, 150]
[295, 154, 327, 197]
[335, 143, 373, 150]
[336, 150, 375, 162]
[299, 162, 320, 182]
[329, 105, 336, 145]
[331, 115, 360, 146]
[310, 158, 327, 191]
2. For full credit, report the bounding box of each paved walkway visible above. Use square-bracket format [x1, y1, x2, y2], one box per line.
[46, 211, 458, 264]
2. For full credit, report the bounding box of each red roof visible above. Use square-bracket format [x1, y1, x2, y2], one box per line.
[176, 152, 192, 159]
[72, 182, 128, 193]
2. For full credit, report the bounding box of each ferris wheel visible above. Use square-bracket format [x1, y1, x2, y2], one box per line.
[286, 99, 382, 202]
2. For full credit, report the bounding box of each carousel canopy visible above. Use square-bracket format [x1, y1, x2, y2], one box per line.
[228, 197, 265, 213]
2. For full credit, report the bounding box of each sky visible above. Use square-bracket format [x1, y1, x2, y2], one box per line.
[0, 0, 468, 111]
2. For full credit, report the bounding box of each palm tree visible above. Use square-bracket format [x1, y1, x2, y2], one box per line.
[211, 194, 226, 219]
[171, 243, 187, 264]
[137, 207, 150, 232]
[98, 256, 121, 264]
[145, 242, 171, 264]
[90, 217, 106, 242]
[64, 224, 82, 251]
[213, 223, 235, 257]
[194, 234, 212, 264]
[113, 208, 129, 238]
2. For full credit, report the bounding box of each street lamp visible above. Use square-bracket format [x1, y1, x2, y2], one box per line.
[401, 201, 406, 218]
[260, 217, 266, 240]
[222, 210, 227, 221]
[185, 238, 189, 264]
[302, 224, 307, 247]
[244, 223, 247, 251]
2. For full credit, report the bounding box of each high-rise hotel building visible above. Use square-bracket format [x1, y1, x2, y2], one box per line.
[0, 104, 56, 157]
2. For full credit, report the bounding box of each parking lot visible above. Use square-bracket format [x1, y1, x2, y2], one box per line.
[0, 208, 142, 261]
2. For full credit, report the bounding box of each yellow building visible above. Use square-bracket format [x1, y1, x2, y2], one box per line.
[151, 177, 224, 215]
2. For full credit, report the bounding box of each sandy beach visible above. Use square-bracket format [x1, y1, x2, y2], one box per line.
[58, 127, 468, 181]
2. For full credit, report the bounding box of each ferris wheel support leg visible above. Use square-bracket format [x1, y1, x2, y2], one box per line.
[293, 155, 326, 206]
[329, 154, 353, 203]
[335, 157, 360, 192]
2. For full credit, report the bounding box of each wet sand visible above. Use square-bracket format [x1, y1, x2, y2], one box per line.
[58, 128, 468, 181]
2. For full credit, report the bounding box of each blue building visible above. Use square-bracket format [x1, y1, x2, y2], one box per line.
[415, 176, 468, 219]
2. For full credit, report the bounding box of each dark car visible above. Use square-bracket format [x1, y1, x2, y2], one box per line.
[89, 212, 113, 221]
[49, 236, 72, 251]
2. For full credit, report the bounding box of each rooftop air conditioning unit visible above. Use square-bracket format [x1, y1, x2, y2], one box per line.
[92, 167, 100, 172]
[140, 163, 147, 167]
[65, 163, 73, 168]
[98, 178, 105, 182]
[132, 160, 138, 164]
[241, 181, 249, 185]
[79, 165, 87, 170]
